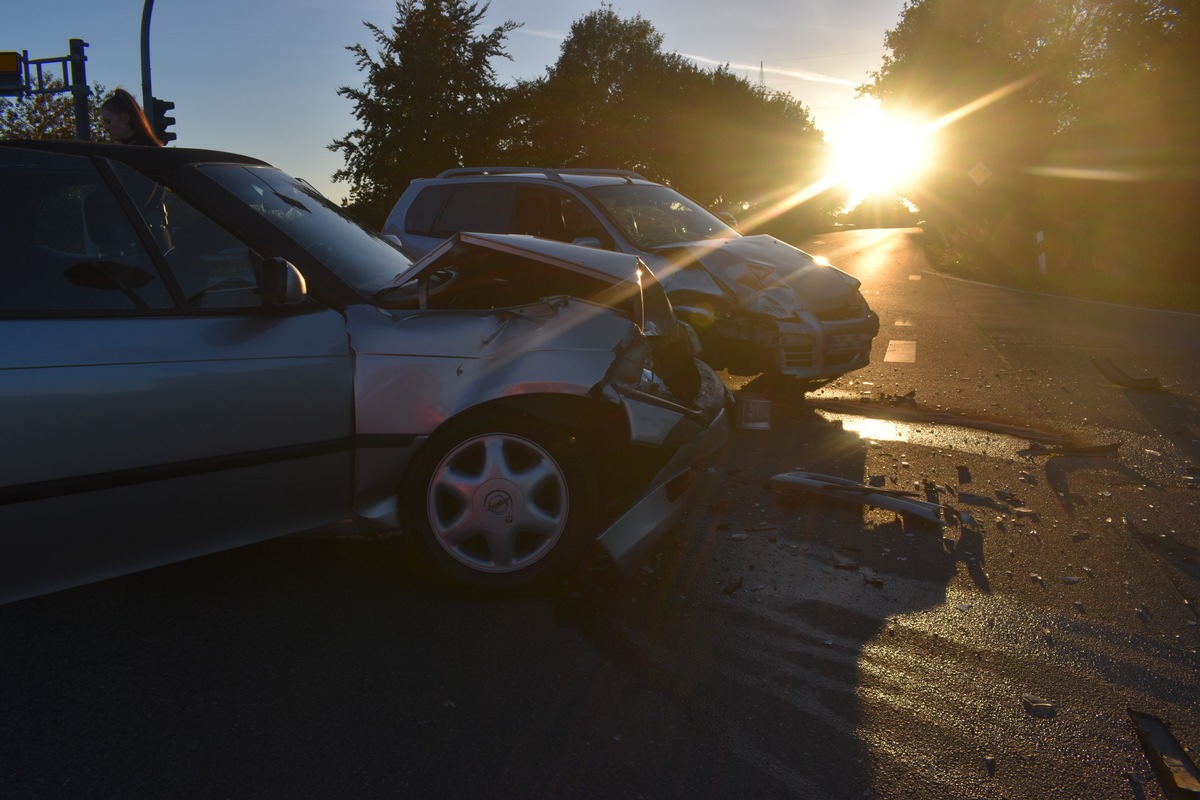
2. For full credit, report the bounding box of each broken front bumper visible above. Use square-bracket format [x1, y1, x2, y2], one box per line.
[596, 359, 730, 573]
[714, 309, 880, 380]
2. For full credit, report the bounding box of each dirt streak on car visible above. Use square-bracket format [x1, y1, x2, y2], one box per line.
[0, 141, 728, 604]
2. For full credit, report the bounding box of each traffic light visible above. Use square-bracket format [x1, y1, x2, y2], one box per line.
[0, 51, 24, 98]
[151, 96, 176, 143]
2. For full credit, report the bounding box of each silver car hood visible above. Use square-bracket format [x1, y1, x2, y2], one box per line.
[384, 231, 682, 334]
[658, 234, 861, 318]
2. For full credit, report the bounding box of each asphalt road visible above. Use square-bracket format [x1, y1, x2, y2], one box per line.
[3, 227, 1198, 799]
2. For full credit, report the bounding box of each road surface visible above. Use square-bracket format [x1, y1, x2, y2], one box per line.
[3, 227, 1198, 799]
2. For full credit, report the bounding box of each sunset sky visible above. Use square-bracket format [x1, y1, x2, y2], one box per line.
[7, 0, 908, 201]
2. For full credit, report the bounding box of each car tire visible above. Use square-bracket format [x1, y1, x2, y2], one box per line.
[403, 412, 596, 590]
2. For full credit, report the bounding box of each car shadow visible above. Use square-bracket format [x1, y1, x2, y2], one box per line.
[549, 401, 967, 798]
[0, 407, 971, 799]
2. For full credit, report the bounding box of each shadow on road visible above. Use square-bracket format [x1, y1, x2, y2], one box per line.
[0, 406, 970, 799]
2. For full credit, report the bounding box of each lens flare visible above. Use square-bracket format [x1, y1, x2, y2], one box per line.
[827, 107, 932, 204]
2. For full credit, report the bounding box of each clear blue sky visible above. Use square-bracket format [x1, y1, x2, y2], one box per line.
[6, 0, 906, 202]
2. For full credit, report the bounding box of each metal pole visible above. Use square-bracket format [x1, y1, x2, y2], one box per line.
[141, 0, 155, 114]
[68, 39, 90, 141]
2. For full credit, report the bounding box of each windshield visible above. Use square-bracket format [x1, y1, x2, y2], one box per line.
[200, 164, 413, 294]
[586, 183, 738, 249]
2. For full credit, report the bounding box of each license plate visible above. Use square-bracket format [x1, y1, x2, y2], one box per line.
[826, 333, 871, 352]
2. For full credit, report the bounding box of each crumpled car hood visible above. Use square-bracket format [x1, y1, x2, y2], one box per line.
[658, 234, 861, 318]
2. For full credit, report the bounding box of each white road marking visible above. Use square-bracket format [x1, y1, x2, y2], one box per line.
[909, 274, 922, 280]
[884, 340, 917, 363]
[894, 319, 914, 327]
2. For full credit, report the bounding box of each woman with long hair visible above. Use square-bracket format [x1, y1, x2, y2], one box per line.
[99, 88, 163, 146]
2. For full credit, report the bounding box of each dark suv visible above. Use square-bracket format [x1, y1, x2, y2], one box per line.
[384, 167, 879, 390]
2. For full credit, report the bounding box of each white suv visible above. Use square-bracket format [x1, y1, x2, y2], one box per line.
[385, 167, 880, 390]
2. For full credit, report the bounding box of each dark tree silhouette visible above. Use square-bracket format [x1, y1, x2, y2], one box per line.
[330, 0, 518, 225]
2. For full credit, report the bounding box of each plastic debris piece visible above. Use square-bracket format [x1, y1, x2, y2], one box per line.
[1022, 693, 1058, 717]
[1062, 576, 1081, 585]
[1090, 356, 1165, 391]
[1128, 708, 1200, 796]
[769, 471, 945, 526]
[1026, 440, 1121, 458]
[729, 532, 749, 541]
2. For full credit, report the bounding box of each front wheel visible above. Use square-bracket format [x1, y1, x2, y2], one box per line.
[403, 414, 595, 589]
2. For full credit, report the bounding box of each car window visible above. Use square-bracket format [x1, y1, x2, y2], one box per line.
[0, 148, 173, 314]
[586, 183, 737, 249]
[433, 185, 512, 237]
[511, 187, 566, 240]
[110, 162, 263, 309]
[201, 163, 413, 295]
[405, 184, 451, 236]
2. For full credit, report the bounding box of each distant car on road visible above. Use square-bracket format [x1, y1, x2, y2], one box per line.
[0, 141, 728, 604]
[384, 167, 880, 391]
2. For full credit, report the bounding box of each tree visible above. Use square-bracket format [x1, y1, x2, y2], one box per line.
[862, 0, 1199, 286]
[504, 6, 834, 231]
[330, 0, 519, 225]
[1, 75, 108, 140]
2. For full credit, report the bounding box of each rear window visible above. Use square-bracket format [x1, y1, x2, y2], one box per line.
[425, 184, 513, 238]
[404, 184, 450, 236]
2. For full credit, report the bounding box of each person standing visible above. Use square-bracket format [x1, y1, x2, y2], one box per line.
[99, 89, 163, 146]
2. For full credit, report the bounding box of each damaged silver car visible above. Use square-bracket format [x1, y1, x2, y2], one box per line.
[0, 141, 728, 603]
[383, 167, 881, 391]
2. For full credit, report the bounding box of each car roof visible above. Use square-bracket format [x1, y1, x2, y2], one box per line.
[430, 166, 659, 190]
[0, 139, 269, 173]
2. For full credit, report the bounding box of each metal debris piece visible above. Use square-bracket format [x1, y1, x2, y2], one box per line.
[1128, 709, 1200, 797]
[769, 471, 945, 526]
[1091, 356, 1165, 391]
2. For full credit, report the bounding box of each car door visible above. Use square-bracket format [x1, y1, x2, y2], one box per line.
[0, 147, 354, 604]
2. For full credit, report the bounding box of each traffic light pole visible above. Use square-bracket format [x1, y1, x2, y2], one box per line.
[140, 0, 154, 116]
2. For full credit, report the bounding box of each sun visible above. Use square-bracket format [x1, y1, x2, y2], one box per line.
[826, 107, 932, 203]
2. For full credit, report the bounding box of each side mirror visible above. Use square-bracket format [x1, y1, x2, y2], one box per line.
[259, 256, 307, 306]
[570, 236, 603, 249]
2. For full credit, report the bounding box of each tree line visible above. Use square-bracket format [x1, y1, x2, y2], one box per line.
[329, 0, 838, 233]
[860, 0, 1198, 295]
